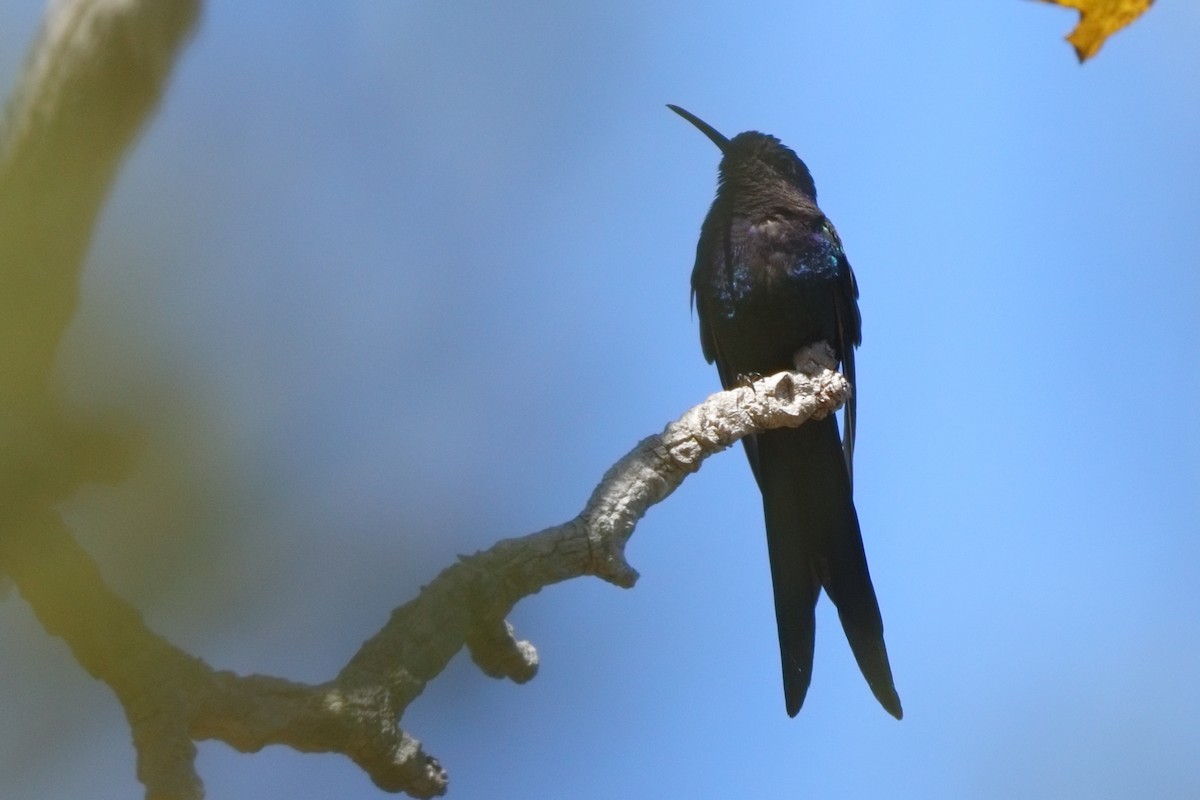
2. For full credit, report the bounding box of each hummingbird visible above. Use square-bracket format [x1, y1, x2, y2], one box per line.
[669, 104, 901, 719]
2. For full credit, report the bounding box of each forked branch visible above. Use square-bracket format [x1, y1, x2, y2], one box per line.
[2, 350, 848, 798]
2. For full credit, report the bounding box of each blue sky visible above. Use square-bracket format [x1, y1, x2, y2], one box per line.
[2, 1, 1199, 798]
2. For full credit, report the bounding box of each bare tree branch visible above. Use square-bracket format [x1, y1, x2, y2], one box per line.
[1, 349, 848, 799]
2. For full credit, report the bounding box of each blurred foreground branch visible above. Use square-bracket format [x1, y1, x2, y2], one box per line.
[0, 0, 201, 406]
[0, 3, 853, 799]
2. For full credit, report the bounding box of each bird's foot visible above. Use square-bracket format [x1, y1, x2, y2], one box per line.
[792, 342, 838, 376]
[735, 371, 765, 389]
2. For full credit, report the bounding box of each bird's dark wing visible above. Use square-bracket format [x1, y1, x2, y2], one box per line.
[691, 222, 765, 480]
[820, 219, 862, 483]
[691, 222, 744, 385]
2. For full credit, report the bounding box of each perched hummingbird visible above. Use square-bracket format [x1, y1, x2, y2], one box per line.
[668, 104, 901, 719]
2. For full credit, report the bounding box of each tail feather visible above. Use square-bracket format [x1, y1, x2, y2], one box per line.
[760, 484, 819, 717]
[752, 417, 902, 719]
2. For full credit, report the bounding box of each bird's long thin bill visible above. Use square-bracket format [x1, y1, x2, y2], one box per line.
[667, 104, 728, 152]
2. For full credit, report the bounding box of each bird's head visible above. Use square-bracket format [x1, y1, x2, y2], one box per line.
[667, 104, 817, 201]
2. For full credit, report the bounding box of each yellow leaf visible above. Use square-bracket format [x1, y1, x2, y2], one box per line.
[1039, 0, 1155, 61]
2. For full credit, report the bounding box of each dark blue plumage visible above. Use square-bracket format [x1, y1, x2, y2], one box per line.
[669, 105, 900, 719]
